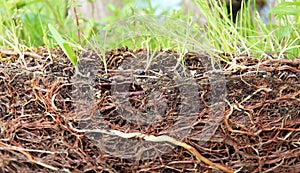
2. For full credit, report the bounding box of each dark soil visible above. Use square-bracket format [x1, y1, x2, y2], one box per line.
[0, 47, 299, 173]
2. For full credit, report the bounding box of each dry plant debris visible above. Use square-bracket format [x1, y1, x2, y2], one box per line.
[0, 47, 299, 173]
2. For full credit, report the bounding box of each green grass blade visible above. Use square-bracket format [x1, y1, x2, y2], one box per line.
[48, 24, 77, 66]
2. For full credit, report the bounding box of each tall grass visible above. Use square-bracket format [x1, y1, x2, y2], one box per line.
[0, 0, 299, 61]
[193, 0, 300, 59]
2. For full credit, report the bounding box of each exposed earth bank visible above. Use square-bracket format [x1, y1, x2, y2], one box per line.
[0, 47, 299, 172]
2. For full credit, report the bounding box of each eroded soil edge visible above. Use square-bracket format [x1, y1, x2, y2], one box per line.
[0, 47, 299, 172]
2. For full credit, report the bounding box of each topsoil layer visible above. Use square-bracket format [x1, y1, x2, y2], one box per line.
[0, 47, 299, 173]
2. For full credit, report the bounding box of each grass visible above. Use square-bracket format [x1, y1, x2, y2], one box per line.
[0, 2, 298, 172]
[193, 0, 300, 60]
[0, 0, 299, 66]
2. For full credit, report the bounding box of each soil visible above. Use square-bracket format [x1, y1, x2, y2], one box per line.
[0, 47, 299, 173]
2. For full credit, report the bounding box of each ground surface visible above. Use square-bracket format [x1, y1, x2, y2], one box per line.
[0, 47, 299, 173]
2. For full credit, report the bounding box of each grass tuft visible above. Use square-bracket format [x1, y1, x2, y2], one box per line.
[0, 0, 299, 63]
